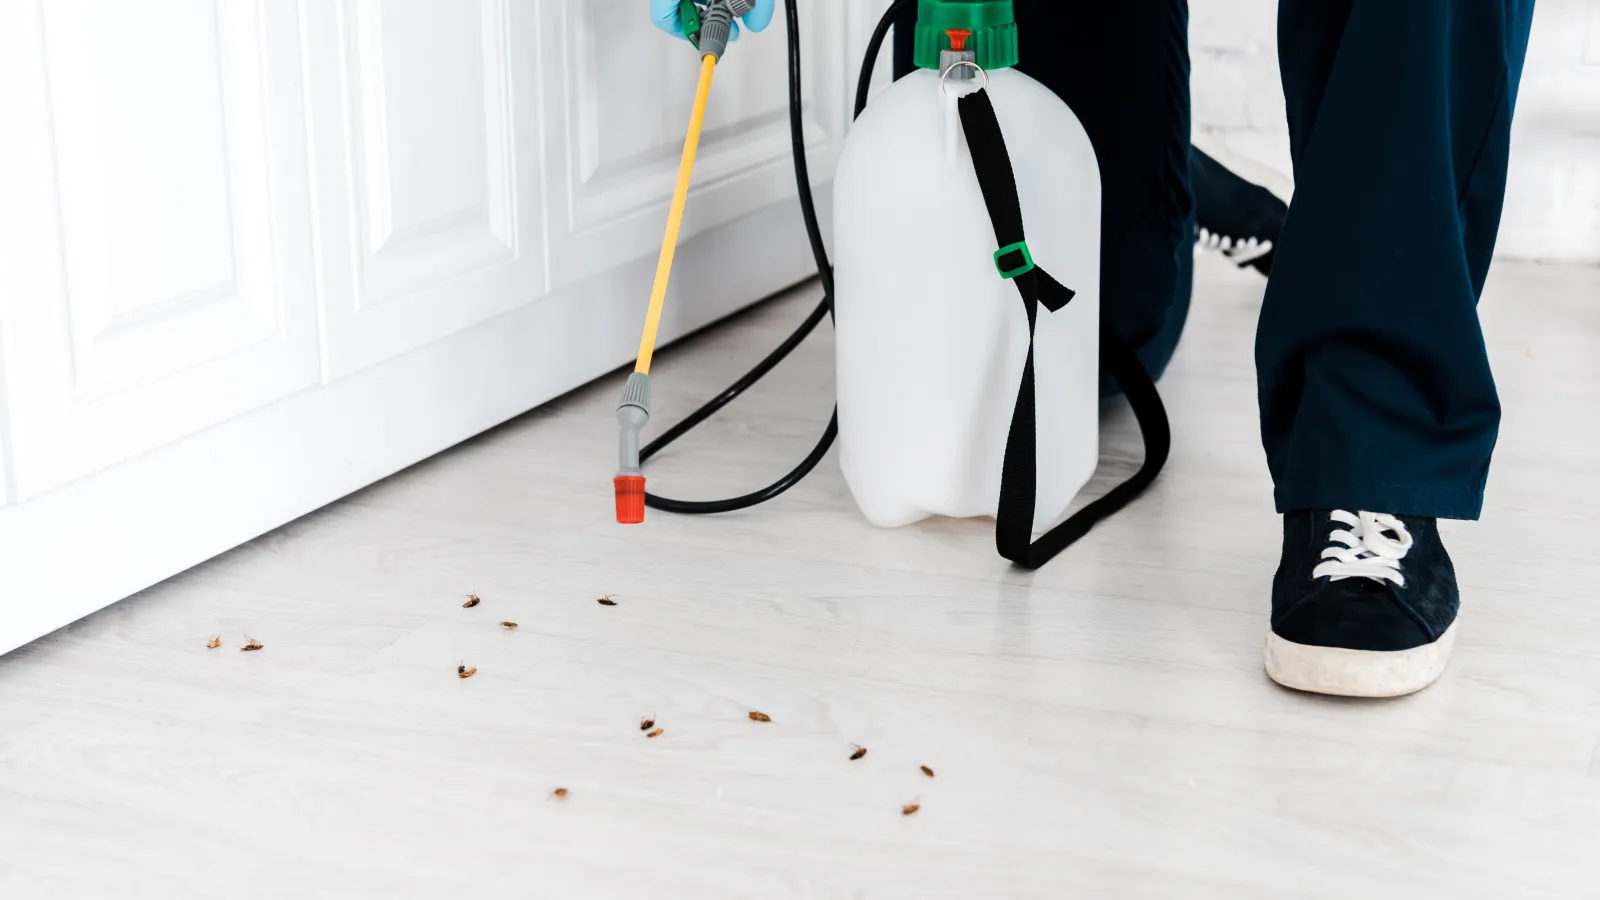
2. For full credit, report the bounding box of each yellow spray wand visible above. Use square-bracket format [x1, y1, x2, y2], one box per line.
[634, 53, 717, 378]
[614, 1, 746, 524]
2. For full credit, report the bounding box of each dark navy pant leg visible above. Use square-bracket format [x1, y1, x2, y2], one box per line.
[1260, 0, 1535, 519]
[894, 1, 1197, 390]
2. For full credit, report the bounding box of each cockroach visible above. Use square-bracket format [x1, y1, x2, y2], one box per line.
[206, 635, 222, 649]
[646, 728, 663, 739]
[597, 594, 618, 606]
[240, 637, 264, 652]
[849, 744, 868, 761]
[463, 594, 481, 608]
[640, 716, 656, 731]
[748, 711, 771, 723]
[458, 664, 478, 679]
[552, 788, 569, 799]
[500, 621, 519, 630]
[920, 765, 935, 778]
[902, 803, 921, 816]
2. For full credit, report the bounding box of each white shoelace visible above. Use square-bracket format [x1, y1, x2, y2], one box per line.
[1311, 510, 1414, 586]
[1197, 227, 1274, 264]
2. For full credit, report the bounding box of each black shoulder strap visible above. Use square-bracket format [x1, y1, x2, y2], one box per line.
[957, 89, 1172, 570]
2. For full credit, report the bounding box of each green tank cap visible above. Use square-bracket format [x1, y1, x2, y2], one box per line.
[914, 0, 1019, 71]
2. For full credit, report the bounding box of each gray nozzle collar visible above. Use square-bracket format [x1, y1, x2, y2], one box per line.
[616, 372, 651, 477]
[698, 2, 734, 60]
[617, 371, 651, 413]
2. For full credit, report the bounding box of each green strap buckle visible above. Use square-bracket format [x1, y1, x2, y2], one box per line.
[993, 241, 1036, 280]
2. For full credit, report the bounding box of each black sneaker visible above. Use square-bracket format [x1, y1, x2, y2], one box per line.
[1191, 147, 1286, 277]
[1265, 510, 1460, 697]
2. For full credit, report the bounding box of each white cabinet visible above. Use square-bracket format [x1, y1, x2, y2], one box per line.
[0, 0, 321, 500]
[301, 0, 547, 380]
[0, 0, 862, 655]
[537, 0, 850, 291]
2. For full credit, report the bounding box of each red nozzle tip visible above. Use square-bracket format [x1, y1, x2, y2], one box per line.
[946, 29, 973, 51]
[614, 476, 646, 524]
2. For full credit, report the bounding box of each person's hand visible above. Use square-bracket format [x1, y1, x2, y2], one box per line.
[651, 0, 775, 42]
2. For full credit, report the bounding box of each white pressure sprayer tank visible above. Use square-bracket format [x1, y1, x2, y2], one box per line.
[833, 0, 1101, 535]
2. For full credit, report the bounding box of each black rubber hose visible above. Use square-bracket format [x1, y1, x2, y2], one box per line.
[642, 0, 911, 514]
[855, 0, 912, 119]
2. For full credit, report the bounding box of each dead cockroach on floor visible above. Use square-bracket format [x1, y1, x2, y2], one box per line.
[748, 711, 771, 723]
[639, 716, 656, 731]
[920, 765, 935, 778]
[458, 664, 478, 679]
[902, 802, 921, 816]
[463, 594, 481, 608]
[597, 594, 618, 606]
[551, 788, 569, 799]
[206, 636, 222, 649]
[240, 637, 264, 652]
[500, 621, 519, 630]
[646, 728, 664, 739]
[849, 744, 868, 760]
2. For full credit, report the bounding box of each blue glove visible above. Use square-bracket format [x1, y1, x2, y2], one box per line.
[651, 0, 775, 42]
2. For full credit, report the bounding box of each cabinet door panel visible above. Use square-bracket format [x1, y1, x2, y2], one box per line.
[539, 0, 852, 292]
[303, 0, 543, 380]
[0, 0, 319, 500]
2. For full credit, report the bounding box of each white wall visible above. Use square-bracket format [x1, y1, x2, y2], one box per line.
[1192, 0, 1600, 264]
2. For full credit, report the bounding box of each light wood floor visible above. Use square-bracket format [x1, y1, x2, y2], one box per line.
[3, 257, 1600, 899]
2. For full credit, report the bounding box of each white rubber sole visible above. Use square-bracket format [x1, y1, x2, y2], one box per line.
[1264, 621, 1458, 698]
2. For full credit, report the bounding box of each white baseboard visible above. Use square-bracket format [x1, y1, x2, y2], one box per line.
[0, 194, 829, 657]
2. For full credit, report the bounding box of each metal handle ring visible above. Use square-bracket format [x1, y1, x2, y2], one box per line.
[939, 61, 990, 96]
